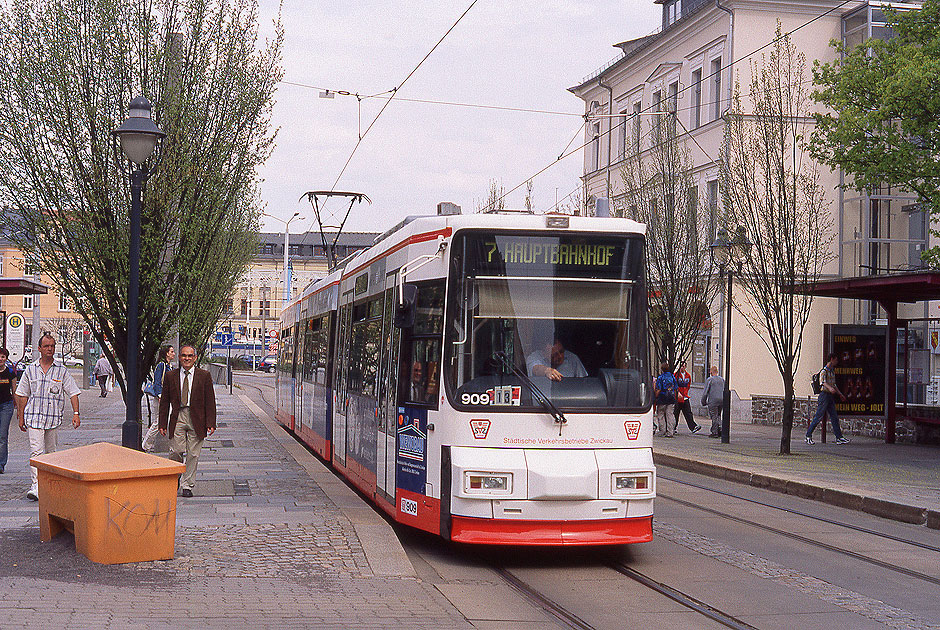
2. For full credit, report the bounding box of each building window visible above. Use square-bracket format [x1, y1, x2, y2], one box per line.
[590, 122, 601, 171]
[667, 81, 678, 134]
[240, 299, 248, 317]
[691, 68, 702, 129]
[652, 90, 663, 137]
[707, 180, 719, 243]
[618, 113, 627, 160]
[633, 102, 642, 153]
[711, 58, 722, 121]
[664, 0, 678, 27]
[260, 299, 271, 319]
[58, 294, 70, 311]
[23, 294, 33, 310]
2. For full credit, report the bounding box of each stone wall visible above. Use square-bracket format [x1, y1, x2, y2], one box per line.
[750, 394, 936, 444]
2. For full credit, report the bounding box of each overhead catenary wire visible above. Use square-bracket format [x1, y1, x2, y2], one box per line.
[296, 0, 478, 247]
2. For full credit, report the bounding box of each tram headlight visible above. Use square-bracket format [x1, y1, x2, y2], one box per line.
[612, 473, 651, 493]
[465, 472, 512, 494]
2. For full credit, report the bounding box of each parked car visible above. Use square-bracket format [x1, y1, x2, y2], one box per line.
[256, 355, 277, 373]
[55, 353, 83, 367]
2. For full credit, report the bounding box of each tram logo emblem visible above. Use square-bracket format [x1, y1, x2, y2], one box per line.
[470, 419, 491, 439]
[624, 421, 641, 440]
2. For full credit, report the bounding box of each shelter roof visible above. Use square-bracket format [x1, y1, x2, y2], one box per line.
[0, 277, 49, 295]
[790, 272, 940, 304]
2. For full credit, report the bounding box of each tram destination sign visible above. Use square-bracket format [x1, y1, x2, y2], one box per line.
[826, 324, 887, 417]
[479, 235, 630, 276]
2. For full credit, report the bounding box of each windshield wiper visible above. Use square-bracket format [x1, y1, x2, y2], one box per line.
[492, 351, 568, 435]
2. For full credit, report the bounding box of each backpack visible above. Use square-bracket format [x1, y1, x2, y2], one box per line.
[657, 373, 677, 404]
[811, 370, 822, 395]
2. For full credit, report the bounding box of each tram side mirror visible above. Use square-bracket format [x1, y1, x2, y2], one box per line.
[395, 284, 418, 328]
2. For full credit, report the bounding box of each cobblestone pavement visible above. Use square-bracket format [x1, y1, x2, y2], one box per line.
[0, 372, 471, 629]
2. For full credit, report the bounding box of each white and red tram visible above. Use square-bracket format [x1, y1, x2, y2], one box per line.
[275, 212, 655, 545]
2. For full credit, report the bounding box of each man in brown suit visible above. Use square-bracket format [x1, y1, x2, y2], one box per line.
[158, 344, 216, 497]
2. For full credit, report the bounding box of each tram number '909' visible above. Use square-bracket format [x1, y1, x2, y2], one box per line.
[461, 392, 492, 406]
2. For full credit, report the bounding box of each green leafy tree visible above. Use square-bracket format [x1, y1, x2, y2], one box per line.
[0, 0, 282, 414]
[811, 1, 940, 261]
[721, 28, 835, 455]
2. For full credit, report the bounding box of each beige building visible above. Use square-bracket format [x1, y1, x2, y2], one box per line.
[0, 238, 86, 359]
[219, 231, 378, 354]
[570, 1, 930, 422]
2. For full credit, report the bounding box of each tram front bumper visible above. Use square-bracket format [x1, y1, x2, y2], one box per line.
[449, 446, 655, 522]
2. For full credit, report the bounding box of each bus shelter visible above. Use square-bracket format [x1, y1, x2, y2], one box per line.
[791, 272, 940, 443]
[0, 277, 49, 351]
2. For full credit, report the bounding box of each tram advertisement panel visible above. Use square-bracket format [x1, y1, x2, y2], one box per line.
[396, 406, 428, 495]
[827, 324, 887, 417]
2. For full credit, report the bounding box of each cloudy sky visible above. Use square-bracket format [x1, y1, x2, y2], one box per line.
[255, 1, 661, 237]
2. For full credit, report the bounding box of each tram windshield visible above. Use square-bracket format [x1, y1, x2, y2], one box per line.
[446, 231, 651, 411]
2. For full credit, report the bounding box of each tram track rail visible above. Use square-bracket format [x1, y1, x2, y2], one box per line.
[659, 473, 940, 554]
[608, 562, 759, 630]
[658, 474, 940, 587]
[492, 562, 760, 630]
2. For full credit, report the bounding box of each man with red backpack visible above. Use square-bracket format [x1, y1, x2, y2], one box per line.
[673, 361, 702, 434]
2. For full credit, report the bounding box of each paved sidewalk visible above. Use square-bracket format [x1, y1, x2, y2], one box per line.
[0, 374, 470, 630]
[653, 415, 940, 529]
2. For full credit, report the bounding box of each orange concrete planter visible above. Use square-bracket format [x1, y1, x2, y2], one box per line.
[30, 442, 186, 565]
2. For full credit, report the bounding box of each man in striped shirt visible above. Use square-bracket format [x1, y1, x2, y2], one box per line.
[15, 333, 81, 501]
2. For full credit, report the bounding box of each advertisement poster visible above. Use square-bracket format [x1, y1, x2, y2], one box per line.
[828, 325, 887, 417]
[396, 406, 427, 495]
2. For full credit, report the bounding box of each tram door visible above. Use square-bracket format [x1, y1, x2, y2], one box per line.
[376, 276, 400, 500]
[333, 294, 354, 467]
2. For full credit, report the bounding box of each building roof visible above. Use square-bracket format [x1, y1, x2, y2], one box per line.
[568, 0, 716, 94]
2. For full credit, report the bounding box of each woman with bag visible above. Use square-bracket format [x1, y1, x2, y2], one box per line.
[93, 355, 114, 397]
[142, 345, 175, 452]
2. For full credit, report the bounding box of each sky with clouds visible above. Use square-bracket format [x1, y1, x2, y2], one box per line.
[255, 1, 661, 237]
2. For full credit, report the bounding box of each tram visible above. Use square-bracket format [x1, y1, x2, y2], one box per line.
[275, 212, 655, 545]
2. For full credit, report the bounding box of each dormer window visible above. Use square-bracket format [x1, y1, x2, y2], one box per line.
[664, 0, 678, 27]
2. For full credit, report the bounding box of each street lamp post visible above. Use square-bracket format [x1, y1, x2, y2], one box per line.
[710, 227, 751, 445]
[262, 211, 304, 310]
[113, 96, 165, 450]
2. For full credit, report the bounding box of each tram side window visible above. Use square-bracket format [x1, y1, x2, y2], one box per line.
[403, 283, 445, 406]
[348, 299, 382, 398]
[302, 318, 321, 382]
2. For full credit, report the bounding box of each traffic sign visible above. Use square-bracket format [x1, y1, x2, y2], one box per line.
[220, 332, 233, 347]
[5, 312, 25, 362]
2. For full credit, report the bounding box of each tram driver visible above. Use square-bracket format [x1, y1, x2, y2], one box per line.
[526, 338, 587, 382]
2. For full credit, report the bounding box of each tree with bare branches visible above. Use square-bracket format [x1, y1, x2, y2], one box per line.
[720, 27, 835, 455]
[620, 116, 719, 370]
[0, 0, 282, 417]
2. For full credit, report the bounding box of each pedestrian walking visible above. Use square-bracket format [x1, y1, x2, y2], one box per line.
[653, 362, 678, 437]
[158, 344, 216, 497]
[701, 366, 725, 438]
[806, 352, 850, 445]
[142, 344, 175, 452]
[93, 355, 114, 397]
[0, 347, 17, 474]
[14, 334, 81, 500]
[673, 361, 702, 434]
